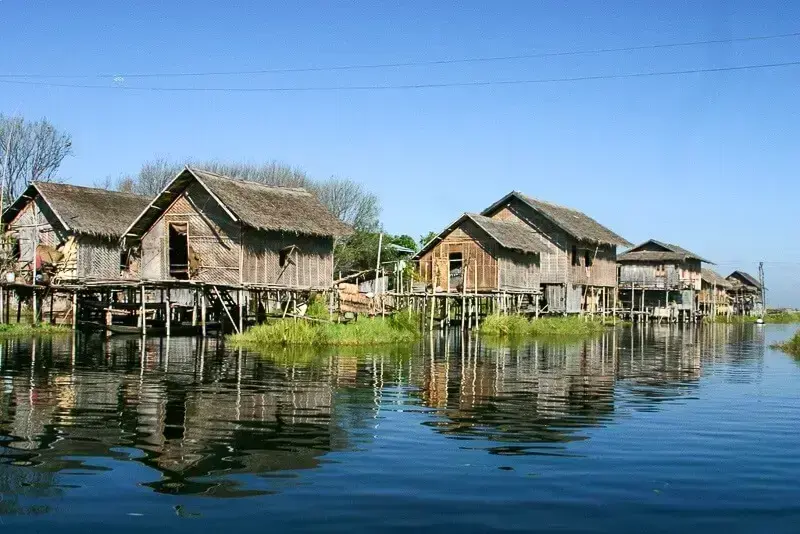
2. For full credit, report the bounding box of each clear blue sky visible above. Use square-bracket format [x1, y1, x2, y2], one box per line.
[1, 1, 798, 305]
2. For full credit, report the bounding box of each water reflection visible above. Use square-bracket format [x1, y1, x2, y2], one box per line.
[0, 324, 766, 499]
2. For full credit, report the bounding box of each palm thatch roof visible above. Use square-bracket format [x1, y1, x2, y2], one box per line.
[618, 239, 712, 264]
[2, 182, 151, 240]
[701, 269, 732, 288]
[481, 191, 632, 247]
[727, 270, 761, 289]
[124, 167, 352, 239]
[414, 212, 555, 259]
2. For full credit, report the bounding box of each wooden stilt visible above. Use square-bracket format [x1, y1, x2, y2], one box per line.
[140, 285, 146, 336]
[192, 289, 198, 326]
[201, 290, 207, 337]
[238, 288, 244, 334]
[165, 290, 171, 337]
[72, 291, 77, 330]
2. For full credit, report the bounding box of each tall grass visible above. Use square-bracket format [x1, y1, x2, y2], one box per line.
[230, 311, 422, 347]
[771, 329, 800, 357]
[0, 323, 70, 337]
[479, 314, 611, 338]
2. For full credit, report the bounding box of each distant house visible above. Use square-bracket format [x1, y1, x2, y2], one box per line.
[1, 182, 150, 283]
[414, 212, 554, 294]
[617, 239, 712, 317]
[699, 269, 733, 316]
[122, 167, 351, 288]
[415, 191, 630, 314]
[726, 270, 764, 316]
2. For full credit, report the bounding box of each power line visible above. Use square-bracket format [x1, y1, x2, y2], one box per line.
[1, 29, 800, 79]
[0, 60, 798, 92]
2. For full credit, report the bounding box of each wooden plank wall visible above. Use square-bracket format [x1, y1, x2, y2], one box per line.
[497, 249, 541, 292]
[417, 221, 499, 292]
[242, 231, 333, 288]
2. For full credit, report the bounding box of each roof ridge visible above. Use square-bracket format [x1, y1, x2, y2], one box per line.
[32, 181, 150, 199]
[188, 167, 311, 195]
[515, 191, 582, 214]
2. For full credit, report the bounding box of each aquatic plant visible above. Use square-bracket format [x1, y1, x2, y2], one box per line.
[709, 312, 800, 324]
[230, 313, 422, 347]
[771, 329, 800, 357]
[479, 314, 612, 338]
[0, 322, 71, 337]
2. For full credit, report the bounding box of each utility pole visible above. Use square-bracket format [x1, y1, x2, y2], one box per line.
[758, 261, 767, 318]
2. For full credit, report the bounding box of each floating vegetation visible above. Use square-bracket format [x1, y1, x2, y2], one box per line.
[478, 314, 615, 338]
[709, 312, 800, 324]
[0, 322, 71, 337]
[230, 312, 422, 347]
[771, 329, 800, 357]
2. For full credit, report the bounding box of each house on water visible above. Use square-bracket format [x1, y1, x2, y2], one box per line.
[699, 268, 733, 317]
[617, 239, 711, 320]
[122, 167, 352, 289]
[726, 270, 764, 316]
[2, 182, 151, 284]
[415, 191, 631, 314]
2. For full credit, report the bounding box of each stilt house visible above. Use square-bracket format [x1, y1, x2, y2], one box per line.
[122, 167, 352, 288]
[726, 270, 764, 316]
[1, 182, 150, 283]
[617, 239, 711, 318]
[415, 191, 630, 314]
[699, 268, 733, 317]
[414, 212, 555, 294]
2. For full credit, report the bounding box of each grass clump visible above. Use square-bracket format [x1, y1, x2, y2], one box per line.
[0, 322, 71, 337]
[710, 312, 800, 324]
[479, 314, 612, 338]
[771, 329, 800, 356]
[230, 311, 422, 347]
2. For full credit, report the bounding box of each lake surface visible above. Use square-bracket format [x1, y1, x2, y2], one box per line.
[1, 325, 799, 533]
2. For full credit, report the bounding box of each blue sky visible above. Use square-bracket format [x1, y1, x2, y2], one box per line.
[1, 1, 798, 305]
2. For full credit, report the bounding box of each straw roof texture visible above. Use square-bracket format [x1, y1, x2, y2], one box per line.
[618, 239, 711, 263]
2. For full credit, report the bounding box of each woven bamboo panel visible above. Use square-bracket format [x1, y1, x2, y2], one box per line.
[416, 220, 499, 291]
[498, 249, 541, 292]
[77, 236, 123, 279]
[242, 230, 333, 288]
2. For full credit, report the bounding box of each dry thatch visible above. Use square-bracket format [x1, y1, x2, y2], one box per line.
[618, 239, 711, 264]
[482, 191, 632, 247]
[727, 270, 761, 289]
[3, 182, 150, 240]
[414, 212, 553, 259]
[125, 167, 352, 239]
[702, 268, 732, 289]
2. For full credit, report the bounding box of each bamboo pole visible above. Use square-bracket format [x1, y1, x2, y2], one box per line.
[238, 288, 244, 334]
[165, 290, 171, 337]
[72, 291, 77, 330]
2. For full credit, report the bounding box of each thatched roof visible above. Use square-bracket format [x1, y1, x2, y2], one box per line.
[727, 270, 761, 289]
[702, 269, 732, 288]
[2, 182, 150, 240]
[618, 239, 712, 264]
[414, 212, 554, 259]
[124, 167, 352, 239]
[482, 191, 632, 247]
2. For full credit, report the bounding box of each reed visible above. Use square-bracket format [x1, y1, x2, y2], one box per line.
[771, 329, 800, 357]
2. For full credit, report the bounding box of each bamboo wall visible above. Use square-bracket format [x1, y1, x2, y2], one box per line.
[76, 236, 124, 280]
[135, 181, 334, 287]
[498, 249, 541, 292]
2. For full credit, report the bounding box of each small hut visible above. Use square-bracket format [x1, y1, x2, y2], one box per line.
[617, 239, 711, 319]
[726, 270, 763, 316]
[479, 191, 631, 314]
[1, 182, 150, 283]
[699, 268, 733, 317]
[122, 167, 352, 289]
[414, 212, 554, 295]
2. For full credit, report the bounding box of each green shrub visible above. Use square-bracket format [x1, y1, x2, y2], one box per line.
[479, 314, 611, 338]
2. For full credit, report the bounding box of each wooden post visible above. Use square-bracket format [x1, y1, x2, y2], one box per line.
[32, 288, 37, 325]
[192, 288, 198, 326]
[0, 284, 4, 325]
[72, 291, 77, 330]
[238, 288, 244, 334]
[630, 286, 635, 322]
[165, 291, 171, 337]
[105, 302, 113, 338]
[474, 263, 479, 329]
[641, 288, 645, 322]
[49, 291, 55, 325]
[461, 264, 467, 331]
[201, 290, 207, 337]
[140, 285, 146, 336]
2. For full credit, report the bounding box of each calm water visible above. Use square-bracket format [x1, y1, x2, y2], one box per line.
[1, 325, 799, 533]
